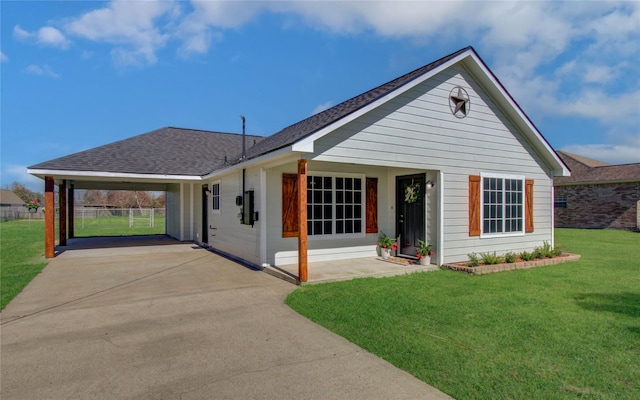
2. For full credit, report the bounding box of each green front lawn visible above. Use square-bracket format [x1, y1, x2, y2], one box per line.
[0, 220, 50, 309]
[286, 229, 640, 399]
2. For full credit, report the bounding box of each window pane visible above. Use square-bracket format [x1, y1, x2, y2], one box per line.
[346, 205, 353, 218]
[346, 191, 353, 203]
[345, 178, 352, 190]
[354, 179, 362, 190]
[355, 191, 361, 203]
[336, 221, 344, 234]
[354, 205, 361, 218]
[324, 190, 332, 203]
[324, 177, 332, 189]
[336, 205, 344, 219]
[314, 190, 323, 203]
[324, 221, 332, 234]
[336, 178, 343, 189]
[336, 191, 344, 203]
[314, 205, 322, 218]
[345, 220, 353, 233]
[307, 221, 313, 234]
[324, 205, 332, 219]
[354, 220, 362, 233]
[314, 221, 323, 235]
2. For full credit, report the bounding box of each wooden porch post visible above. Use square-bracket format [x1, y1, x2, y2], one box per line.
[44, 176, 55, 258]
[68, 183, 75, 239]
[297, 159, 308, 282]
[59, 180, 67, 246]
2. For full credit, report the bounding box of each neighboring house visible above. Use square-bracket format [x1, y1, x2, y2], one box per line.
[0, 190, 25, 207]
[554, 151, 640, 231]
[28, 47, 569, 277]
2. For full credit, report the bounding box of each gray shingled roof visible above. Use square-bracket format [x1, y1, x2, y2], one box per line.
[555, 151, 640, 184]
[237, 46, 473, 162]
[29, 127, 265, 176]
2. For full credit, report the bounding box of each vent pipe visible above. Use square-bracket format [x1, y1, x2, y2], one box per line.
[240, 115, 246, 160]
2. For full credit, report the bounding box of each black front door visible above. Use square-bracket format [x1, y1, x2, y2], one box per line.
[396, 174, 425, 257]
[201, 185, 208, 243]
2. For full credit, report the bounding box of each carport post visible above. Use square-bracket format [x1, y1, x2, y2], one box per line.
[44, 176, 55, 258]
[59, 180, 67, 246]
[68, 183, 75, 238]
[298, 159, 308, 282]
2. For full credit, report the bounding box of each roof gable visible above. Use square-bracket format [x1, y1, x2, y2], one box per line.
[237, 46, 569, 177]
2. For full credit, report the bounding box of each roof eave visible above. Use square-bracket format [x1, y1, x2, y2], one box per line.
[27, 168, 203, 182]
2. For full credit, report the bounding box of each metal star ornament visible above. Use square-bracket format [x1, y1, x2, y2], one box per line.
[449, 87, 470, 118]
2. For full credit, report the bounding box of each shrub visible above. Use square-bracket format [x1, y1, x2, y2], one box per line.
[520, 250, 536, 261]
[504, 252, 517, 263]
[467, 252, 480, 267]
[480, 252, 503, 265]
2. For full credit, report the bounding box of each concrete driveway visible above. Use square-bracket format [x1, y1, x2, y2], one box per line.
[1, 236, 451, 399]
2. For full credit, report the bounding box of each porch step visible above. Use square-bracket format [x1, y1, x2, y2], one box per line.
[262, 265, 299, 285]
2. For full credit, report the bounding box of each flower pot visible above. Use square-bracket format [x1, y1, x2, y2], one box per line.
[419, 256, 431, 266]
[381, 248, 391, 259]
[28, 208, 37, 214]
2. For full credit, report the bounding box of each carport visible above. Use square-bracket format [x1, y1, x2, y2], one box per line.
[27, 127, 263, 258]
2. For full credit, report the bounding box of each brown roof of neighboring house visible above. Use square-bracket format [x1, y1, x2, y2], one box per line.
[555, 151, 640, 185]
[0, 190, 26, 206]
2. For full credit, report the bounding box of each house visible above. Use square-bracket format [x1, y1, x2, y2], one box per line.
[0, 190, 26, 207]
[554, 151, 640, 231]
[28, 46, 569, 280]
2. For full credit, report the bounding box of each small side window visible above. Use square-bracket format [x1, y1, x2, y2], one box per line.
[212, 183, 220, 212]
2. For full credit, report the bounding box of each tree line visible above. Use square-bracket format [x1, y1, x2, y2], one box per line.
[5, 182, 165, 209]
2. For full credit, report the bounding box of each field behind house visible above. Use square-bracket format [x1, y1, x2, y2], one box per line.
[286, 229, 640, 399]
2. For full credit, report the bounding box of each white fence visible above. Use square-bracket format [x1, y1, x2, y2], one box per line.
[75, 208, 166, 229]
[1, 207, 166, 230]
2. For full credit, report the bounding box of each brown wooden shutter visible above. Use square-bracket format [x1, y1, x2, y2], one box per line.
[525, 179, 534, 233]
[282, 173, 299, 237]
[366, 177, 378, 234]
[469, 175, 481, 236]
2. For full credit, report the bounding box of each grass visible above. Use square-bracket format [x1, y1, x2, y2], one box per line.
[73, 215, 166, 237]
[286, 229, 640, 399]
[0, 220, 51, 309]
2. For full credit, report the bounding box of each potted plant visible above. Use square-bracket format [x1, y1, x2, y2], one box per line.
[25, 199, 40, 214]
[416, 239, 434, 265]
[378, 232, 398, 259]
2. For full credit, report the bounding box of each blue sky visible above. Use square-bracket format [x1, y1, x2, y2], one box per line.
[2, 1, 639, 192]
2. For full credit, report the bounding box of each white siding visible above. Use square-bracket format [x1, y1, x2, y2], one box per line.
[205, 168, 262, 266]
[310, 65, 555, 263]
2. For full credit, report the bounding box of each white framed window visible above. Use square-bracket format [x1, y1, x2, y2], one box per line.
[481, 173, 525, 237]
[306, 173, 365, 238]
[211, 182, 220, 213]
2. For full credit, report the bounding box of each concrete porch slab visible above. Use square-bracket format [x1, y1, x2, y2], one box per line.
[268, 257, 439, 284]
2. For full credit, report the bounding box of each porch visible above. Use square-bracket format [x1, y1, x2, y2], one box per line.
[265, 257, 439, 284]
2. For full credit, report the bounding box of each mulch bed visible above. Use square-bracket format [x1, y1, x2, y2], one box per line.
[443, 253, 581, 275]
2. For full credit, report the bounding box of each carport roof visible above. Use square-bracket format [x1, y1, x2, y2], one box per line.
[29, 127, 265, 177]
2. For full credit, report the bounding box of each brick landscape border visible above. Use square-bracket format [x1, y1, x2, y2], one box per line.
[443, 253, 581, 275]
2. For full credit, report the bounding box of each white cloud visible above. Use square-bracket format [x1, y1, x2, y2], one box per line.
[13, 25, 31, 39]
[26, 64, 60, 78]
[64, 0, 178, 66]
[37, 26, 70, 49]
[0, 51, 7, 62]
[13, 25, 70, 49]
[311, 101, 333, 116]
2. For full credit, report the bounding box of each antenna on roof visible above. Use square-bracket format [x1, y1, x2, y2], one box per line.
[240, 115, 246, 160]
